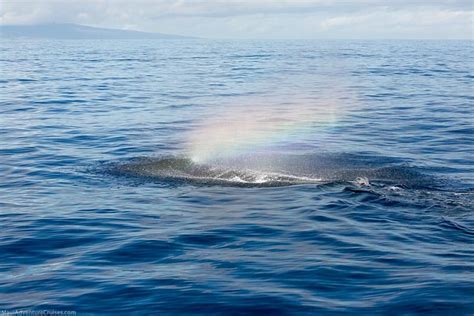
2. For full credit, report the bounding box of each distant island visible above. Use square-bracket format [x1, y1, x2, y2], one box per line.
[0, 23, 193, 39]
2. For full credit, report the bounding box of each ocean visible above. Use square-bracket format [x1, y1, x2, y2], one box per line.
[0, 39, 473, 315]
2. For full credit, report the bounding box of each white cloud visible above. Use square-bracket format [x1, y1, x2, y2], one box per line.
[320, 14, 372, 30]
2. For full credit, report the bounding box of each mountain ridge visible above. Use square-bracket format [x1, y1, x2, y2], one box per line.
[0, 23, 194, 39]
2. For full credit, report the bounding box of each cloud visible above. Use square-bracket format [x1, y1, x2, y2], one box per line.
[319, 8, 472, 31]
[1, 0, 473, 39]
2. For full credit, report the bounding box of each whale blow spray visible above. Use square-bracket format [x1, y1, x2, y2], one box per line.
[185, 89, 356, 163]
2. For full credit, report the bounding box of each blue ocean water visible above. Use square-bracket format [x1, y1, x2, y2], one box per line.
[0, 39, 473, 315]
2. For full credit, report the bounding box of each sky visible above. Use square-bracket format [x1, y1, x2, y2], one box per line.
[1, 0, 473, 39]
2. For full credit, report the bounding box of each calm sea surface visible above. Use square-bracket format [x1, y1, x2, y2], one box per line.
[0, 39, 473, 315]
